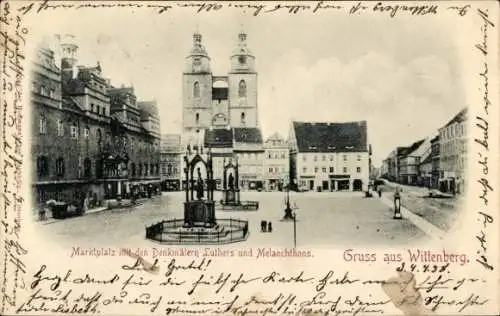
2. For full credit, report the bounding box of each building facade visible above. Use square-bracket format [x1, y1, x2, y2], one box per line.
[289, 121, 370, 192]
[439, 108, 468, 194]
[430, 135, 440, 189]
[108, 87, 162, 196]
[263, 133, 289, 191]
[160, 134, 182, 191]
[32, 37, 161, 211]
[233, 128, 265, 190]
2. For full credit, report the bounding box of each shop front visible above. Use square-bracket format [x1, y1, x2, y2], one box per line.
[329, 175, 351, 191]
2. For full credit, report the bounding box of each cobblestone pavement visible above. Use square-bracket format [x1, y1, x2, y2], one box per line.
[38, 191, 429, 250]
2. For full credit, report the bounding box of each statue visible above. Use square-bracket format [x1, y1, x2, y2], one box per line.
[228, 173, 234, 191]
[196, 167, 204, 200]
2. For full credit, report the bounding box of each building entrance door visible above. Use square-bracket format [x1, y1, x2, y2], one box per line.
[322, 181, 329, 191]
[353, 179, 363, 191]
[337, 180, 350, 191]
[309, 180, 314, 191]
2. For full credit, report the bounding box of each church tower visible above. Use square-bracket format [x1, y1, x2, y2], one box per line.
[182, 32, 213, 144]
[228, 32, 258, 128]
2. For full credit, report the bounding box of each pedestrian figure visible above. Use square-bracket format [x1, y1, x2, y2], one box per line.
[38, 207, 46, 221]
[261, 220, 267, 232]
[378, 188, 382, 198]
[267, 222, 273, 233]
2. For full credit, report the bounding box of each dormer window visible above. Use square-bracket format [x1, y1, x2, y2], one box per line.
[240, 112, 245, 124]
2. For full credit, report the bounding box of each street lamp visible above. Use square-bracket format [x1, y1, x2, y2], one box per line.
[293, 203, 299, 248]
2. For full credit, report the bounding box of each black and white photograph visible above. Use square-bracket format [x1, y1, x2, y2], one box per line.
[31, 6, 469, 249]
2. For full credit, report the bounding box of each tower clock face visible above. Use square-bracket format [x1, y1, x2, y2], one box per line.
[238, 55, 246, 64]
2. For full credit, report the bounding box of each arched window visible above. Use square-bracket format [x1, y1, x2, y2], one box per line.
[55, 157, 65, 177]
[144, 163, 148, 176]
[39, 115, 47, 134]
[167, 164, 172, 174]
[84, 158, 92, 178]
[97, 129, 102, 142]
[193, 82, 200, 98]
[241, 112, 246, 124]
[37, 156, 49, 177]
[238, 80, 246, 97]
[138, 163, 143, 176]
[195, 113, 200, 124]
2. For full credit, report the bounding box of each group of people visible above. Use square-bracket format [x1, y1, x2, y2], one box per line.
[260, 220, 273, 233]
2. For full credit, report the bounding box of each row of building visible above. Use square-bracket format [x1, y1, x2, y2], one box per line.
[158, 31, 372, 192]
[160, 120, 372, 193]
[380, 107, 468, 194]
[32, 31, 373, 206]
[32, 36, 162, 207]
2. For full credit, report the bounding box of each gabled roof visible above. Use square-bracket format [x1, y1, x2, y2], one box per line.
[443, 107, 467, 128]
[62, 97, 84, 113]
[292, 121, 368, 153]
[401, 139, 425, 157]
[204, 128, 233, 148]
[138, 100, 159, 119]
[234, 127, 263, 144]
[420, 153, 433, 165]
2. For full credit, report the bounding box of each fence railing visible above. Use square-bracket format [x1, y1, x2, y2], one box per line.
[145, 218, 249, 244]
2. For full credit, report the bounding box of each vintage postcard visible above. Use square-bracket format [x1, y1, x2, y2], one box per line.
[1, 0, 499, 315]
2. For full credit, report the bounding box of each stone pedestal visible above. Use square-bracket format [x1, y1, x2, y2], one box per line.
[283, 206, 294, 220]
[183, 200, 216, 227]
[223, 189, 240, 205]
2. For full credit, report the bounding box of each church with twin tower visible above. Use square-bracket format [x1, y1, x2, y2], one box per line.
[182, 30, 258, 142]
[181, 31, 265, 190]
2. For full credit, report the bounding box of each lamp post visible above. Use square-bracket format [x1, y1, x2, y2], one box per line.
[293, 203, 299, 248]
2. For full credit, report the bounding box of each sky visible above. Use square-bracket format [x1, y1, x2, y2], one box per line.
[31, 4, 467, 167]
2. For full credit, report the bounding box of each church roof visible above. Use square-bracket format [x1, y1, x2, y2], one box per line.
[234, 127, 263, 144]
[292, 121, 368, 153]
[189, 32, 209, 57]
[231, 32, 253, 57]
[204, 128, 233, 148]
